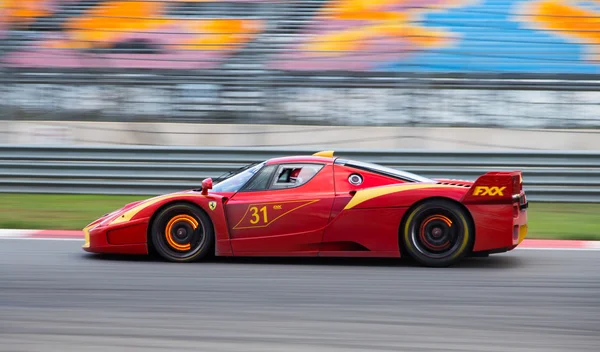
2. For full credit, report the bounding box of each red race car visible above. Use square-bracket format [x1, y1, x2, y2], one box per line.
[82, 151, 528, 267]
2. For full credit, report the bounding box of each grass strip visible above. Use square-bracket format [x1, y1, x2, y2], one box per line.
[0, 194, 598, 240]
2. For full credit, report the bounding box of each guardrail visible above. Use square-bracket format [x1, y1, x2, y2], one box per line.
[1, 145, 599, 202]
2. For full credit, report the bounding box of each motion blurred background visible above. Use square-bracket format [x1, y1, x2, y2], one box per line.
[1, 1, 599, 228]
[1, 2, 600, 352]
[1, 0, 600, 149]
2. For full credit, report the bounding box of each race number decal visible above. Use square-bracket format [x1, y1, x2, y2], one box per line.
[233, 200, 318, 229]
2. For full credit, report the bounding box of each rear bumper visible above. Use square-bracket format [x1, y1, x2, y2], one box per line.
[513, 208, 528, 246]
[468, 197, 528, 253]
[512, 194, 529, 246]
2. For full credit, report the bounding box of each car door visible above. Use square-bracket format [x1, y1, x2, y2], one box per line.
[225, 162, 335, 255]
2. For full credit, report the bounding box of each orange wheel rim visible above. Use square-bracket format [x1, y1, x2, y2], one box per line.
[419, 215, 453, 251]
[165, 214, 198, 251]
[422, 215, 452, 227]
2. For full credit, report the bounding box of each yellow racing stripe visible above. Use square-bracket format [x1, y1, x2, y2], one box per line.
[109, 194, 203, 225]
[343, 184, 457, 210]
[82, 225, 91, 248]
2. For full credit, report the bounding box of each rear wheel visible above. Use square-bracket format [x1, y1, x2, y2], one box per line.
[150, 203, 214, 262]
[402, 199, 473, 267]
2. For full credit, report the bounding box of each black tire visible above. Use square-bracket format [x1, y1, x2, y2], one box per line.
[401, 199, 474, 267]
[150, 203, 214, 263]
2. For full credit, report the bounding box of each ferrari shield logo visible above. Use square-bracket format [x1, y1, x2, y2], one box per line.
[208, 201, 217, 211]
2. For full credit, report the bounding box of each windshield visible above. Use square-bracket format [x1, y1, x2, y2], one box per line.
[343, 160, 435, 183]
[211, 162, 265, 193]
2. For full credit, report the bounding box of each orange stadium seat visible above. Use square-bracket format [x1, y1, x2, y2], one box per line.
[3, 0, 265, 69]
[178, 19, 262, 51]
[4, 0, 53, 27]
[298, 0, 453, 56]
[51, 1, 168, 49]
[43, 0, 262, 51]
[267, 0, 465, 71]
[526, 0, 600, 57]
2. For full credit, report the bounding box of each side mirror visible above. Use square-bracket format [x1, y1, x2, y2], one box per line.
[201, 178, 213, 195]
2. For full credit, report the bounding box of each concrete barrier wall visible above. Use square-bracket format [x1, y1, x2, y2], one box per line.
[1, 120, 599, 150]
[3, 83, 600, 129]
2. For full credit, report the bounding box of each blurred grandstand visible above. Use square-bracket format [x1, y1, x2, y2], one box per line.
[1, 0, 600, 132]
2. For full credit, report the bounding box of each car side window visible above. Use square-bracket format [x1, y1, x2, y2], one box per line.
[242, 165, 277, 191]
[269, 163, 324, 190]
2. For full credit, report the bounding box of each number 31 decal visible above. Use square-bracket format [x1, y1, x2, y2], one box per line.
[233, 200, 320, 230]
[249, 206, 268, 224]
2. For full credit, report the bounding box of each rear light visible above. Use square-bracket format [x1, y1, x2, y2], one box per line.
[514, 191, 528, 211]
[513, 225, 519, 241]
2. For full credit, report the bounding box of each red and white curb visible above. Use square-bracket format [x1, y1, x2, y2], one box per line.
[0, 229, 599, 250]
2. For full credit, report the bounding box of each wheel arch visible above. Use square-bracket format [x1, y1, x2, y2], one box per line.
[146, 200, 214, 256]
[398, 196, 476, 257]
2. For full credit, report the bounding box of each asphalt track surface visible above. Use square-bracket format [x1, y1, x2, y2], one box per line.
[1, 240, 599, 352]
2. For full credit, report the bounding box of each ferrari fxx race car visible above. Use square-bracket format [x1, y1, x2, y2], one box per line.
[83, 151, 528, 267]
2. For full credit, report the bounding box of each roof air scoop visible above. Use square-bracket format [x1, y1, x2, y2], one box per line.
[313, 150, 335, 158]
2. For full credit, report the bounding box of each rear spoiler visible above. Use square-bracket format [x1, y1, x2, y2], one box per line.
[462, 171, 525, 205]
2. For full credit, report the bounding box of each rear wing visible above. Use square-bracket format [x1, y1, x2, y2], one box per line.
[462, 171, 525, 205]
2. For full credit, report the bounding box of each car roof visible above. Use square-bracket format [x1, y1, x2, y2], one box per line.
[263, 151, 434, 183]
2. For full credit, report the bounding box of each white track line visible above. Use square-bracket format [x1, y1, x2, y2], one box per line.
[0, 230, 83, 241]
[516, 247, 600, 251]
[587, 242, 600, 249]
[1, 237, 599, 250]
[3, 237, 84, 241]
[0, 230, 31, 238]
[0, 230, 599, 250]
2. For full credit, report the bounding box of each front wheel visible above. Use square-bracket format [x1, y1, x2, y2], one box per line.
[402, 199, 474, 267]
[150, 203, 214, 262]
